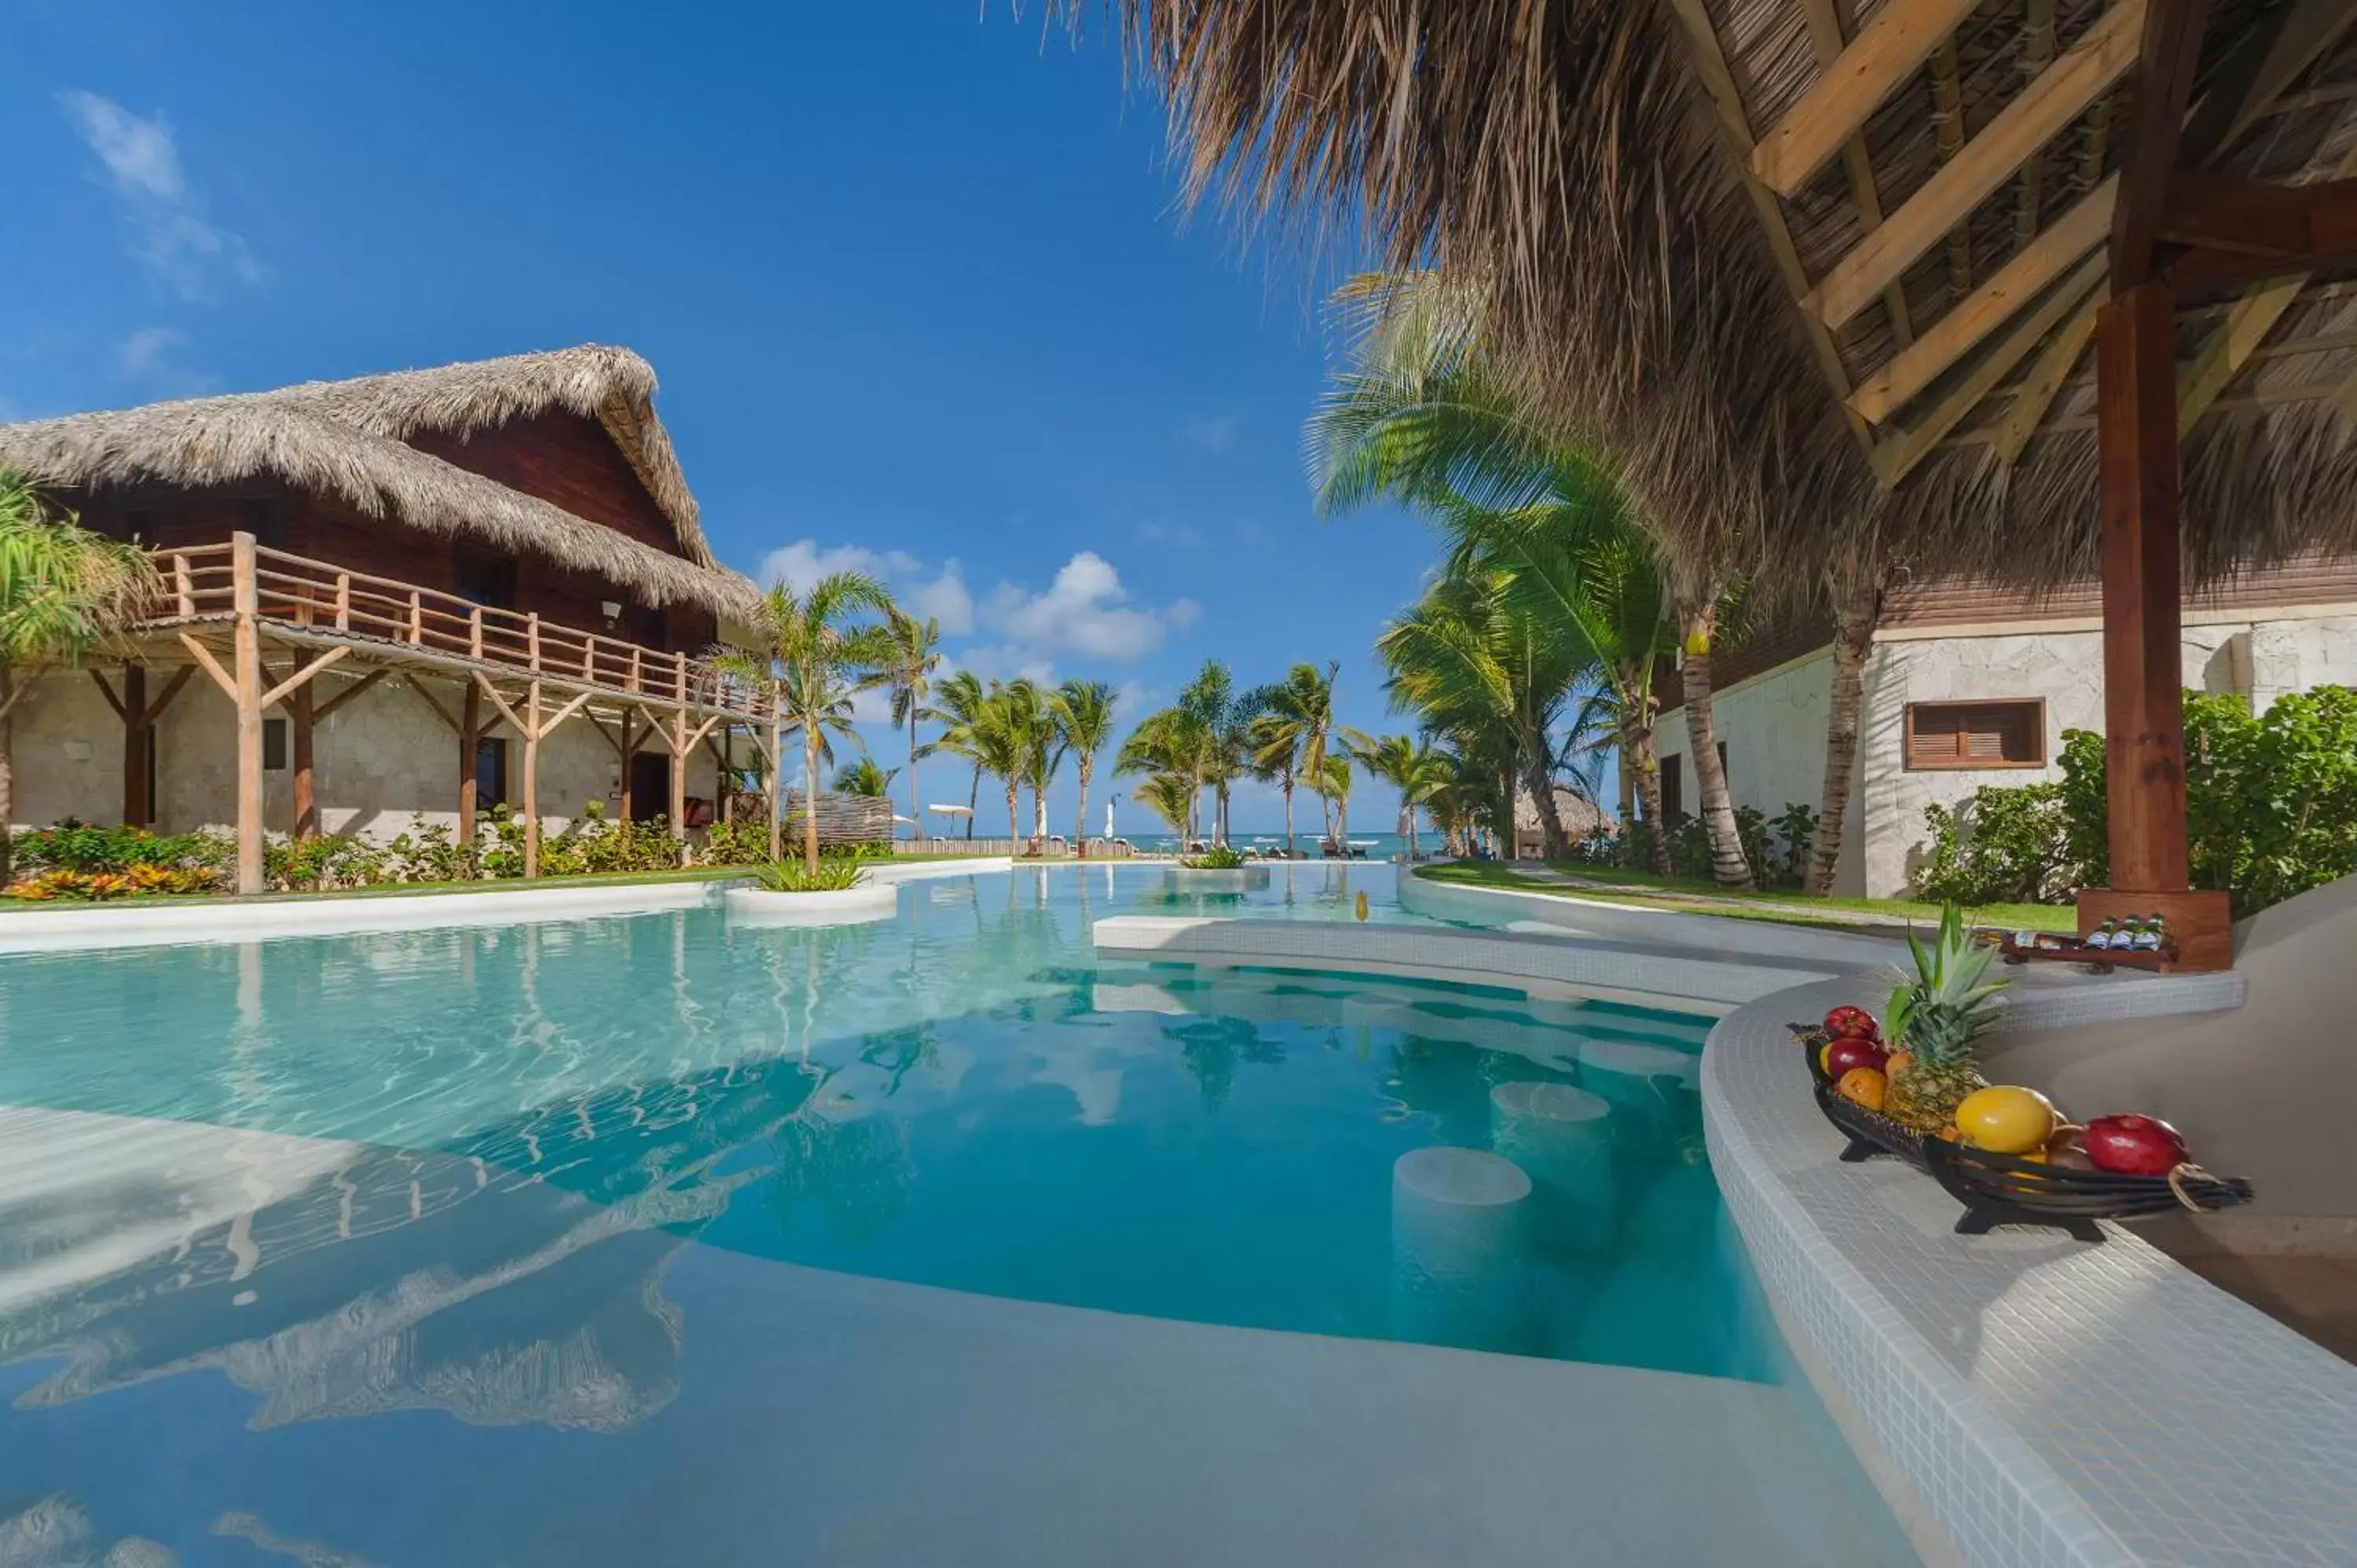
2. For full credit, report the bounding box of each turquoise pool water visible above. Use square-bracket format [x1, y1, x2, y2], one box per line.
[0, 863, 1917, 1565]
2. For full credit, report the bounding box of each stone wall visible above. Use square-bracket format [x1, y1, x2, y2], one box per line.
[7, 665, 724, 840]
[1659, 610, 2357, 900]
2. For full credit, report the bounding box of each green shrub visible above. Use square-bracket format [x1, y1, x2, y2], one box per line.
[1913, 783, 2078, 906]
[701, 819, 774, 867]
[750, 857, 864, 892]
[1178, 844, 1249, 870]
[1766, 802, 1819, 890]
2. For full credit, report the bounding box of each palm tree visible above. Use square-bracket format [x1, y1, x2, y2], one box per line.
[880, 606, 941, 844]
[1351, 732, 1450, 859]
[1050, 679, 1117, 855]
[1316, 753, 1354, 852]
[833, 757, 898, 797]
[723, 572, 894, 872]
[1309, 288, 1693, 872]
[0, 474, 159, 885]
[1134, 771, 1194, 838]
[1248, 661, 1343, 855]
[1175, 660, 1250, 845]
[1116, 705, 1214, 846]
[920, 669, 989, 840]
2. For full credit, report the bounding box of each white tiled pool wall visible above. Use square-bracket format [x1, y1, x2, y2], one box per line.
[1706, 978, 2357, 1568]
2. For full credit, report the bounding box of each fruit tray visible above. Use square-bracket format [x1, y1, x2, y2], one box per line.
[1920, 1138, 2253, 1244]
[1791, 1024, 1928, 1169]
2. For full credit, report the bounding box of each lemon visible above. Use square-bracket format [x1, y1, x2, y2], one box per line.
[1954, 1085, 2056, 1155]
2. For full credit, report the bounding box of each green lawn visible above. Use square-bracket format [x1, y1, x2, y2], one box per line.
[1416, 860, 2080, 936]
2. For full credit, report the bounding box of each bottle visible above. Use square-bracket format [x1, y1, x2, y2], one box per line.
[2135, 912, 2166, 952]
[2086, 918, 2117, 951]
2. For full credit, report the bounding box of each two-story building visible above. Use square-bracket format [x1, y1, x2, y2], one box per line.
[0, 346, 777, 887]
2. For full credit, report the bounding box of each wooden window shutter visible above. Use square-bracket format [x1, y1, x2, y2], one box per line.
[1905, 701, 2044, 769]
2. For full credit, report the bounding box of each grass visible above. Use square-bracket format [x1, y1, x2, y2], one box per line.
[1417, 860, 2081, 936]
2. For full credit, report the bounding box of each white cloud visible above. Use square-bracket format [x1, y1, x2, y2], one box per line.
[981, 551, 1194, 662]
[757, 539, 920, 592]
[115, 326, 216, 394]
[906, 559, 974, 636]
[1178, 413, 1241, 457]
[955, 644, 1058, 685]
[58, 91, 261, 299]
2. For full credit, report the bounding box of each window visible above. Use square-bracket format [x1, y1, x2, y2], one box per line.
[455, 551, 517, 610]
[240, 498, 288, 551]
[263, 718, 288, 771]
[1660, 753, 1681, 821]
[475, 738, 509, 808]
[1904, 699, 2046, 770]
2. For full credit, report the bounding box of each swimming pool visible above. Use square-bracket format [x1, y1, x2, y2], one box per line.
[0, 863, 1915, 1565]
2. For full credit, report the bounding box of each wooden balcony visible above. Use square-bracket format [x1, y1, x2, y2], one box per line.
[118, 533, 787, 894]
[145, 538, 771, 720]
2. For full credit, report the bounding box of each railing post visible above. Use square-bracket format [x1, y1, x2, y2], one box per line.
[581, 632, 597, 680]
[407, 591, 423, 646]
[334, 573, 350, 632]
[673, 654, 686, 703]
[629, 647, 642, 694]
[173, 554, 194, 618]
[527, 612, 541, 672]
[470, 606, 484, 660]
[231, 532, 264, 896]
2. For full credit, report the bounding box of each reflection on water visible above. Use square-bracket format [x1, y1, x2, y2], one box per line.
[0, 866, 1743, 1480]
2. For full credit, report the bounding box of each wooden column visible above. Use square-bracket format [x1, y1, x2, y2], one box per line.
[291, 681, 317, 839]
[522, 680, 541, 879]
[231, 532, 264, 895]
[2095, 282, 2190, 892]
[2084, 280, 2231, 969]
[122, 664, 148, 826]
[669, 710, 689, 845]
[458, 681, 481, 847]
[617, 711, 638, 823]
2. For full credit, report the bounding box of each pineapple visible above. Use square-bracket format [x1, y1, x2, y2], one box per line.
[1883, 905, 2005, 1133]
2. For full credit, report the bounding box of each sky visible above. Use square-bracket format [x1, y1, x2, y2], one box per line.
[2, 0, 1439, 839]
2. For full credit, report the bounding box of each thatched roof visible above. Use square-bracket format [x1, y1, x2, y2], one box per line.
[1069, 1, 2357, 595]
[0, 346, 763, 621]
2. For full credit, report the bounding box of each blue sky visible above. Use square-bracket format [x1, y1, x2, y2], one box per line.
[4, 0, 1438, 837]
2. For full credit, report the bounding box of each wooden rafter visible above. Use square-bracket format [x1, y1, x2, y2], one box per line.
[404, 672, 464, 735]
[1926, 38, 1974, 299]
[1850, 174, 2117, 422]
[1661, 0, 1877, 456]
[143, 665, 196, 726]
[2016, 0, 2060, 243]
[1873, 250, 2110, 484]
[2220, 0, 2357, 148]
[2176, 277, 2307, 435]
[1995, 286, 2104, 463]
[177, 632, 236, 702]
[1748, 0, 1986, 196]
[1809, 0, 2148, 331]
[1797, 0, 1915, 345]
[2110, 0, 2212, 286]
[259, 646, 350, 710]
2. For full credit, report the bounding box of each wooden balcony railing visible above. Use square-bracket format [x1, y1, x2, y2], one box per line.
[148, 540, 771, 719]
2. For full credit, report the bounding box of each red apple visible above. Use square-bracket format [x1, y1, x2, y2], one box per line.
[2082, 1114, 2189, 1177]
[1824, 1005, 1882, 1042]
[1822, 1036, 1890, 1079]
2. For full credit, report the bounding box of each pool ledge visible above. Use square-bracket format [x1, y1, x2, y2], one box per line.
[1703, 976, 2357, 1568]
[1089, 914, 1843, 1011]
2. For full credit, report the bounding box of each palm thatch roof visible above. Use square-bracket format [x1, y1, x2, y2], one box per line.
[0, 346, 762, 621]
[1068, 1, 2357, 594]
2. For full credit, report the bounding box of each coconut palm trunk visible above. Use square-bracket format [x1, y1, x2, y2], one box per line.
[966, 763, 979, 839]
[1681, 604, 1752, 888]
[1523, 749, 1569, 859]
[801, 724, 823, 874]
[0, 665, 15, 887]
[1808, 581, 1879, 895]
[1624, 717, 1670, 875]
[1073, 755, 1093, 859]
[1006, 777, 1021, 846]
[907, 709, 922, 844]
[1280, 772, 1295, 855]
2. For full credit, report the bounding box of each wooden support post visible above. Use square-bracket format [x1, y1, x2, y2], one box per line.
[172, 554, 194, 618]
[291, 681, 317, 840]
[122, 664, 148, 826]
[470, 606, 484, 660]
[522, 681, 541, 879]
[334, 573, 351, 632]
[459, 680, 481, 848]
[231, 533, 264, 895]
[670, 709, 689, 845]
[617, 710, 639, 822]
[2086, 282, 2234, 969]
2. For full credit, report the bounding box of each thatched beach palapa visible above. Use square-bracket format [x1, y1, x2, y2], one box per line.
[0, 345, 763, 622]
[1060, 0, 2357, 967]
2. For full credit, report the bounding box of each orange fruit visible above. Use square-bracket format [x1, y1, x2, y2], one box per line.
[1835, 1067, 1886, 1112]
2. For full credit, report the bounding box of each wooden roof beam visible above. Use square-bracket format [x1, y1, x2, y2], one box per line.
[2110, 0, 2212, 287]
[1750, 0, 1986, 196]
[1872, 251, 2111, 485]
[1995, 288, 2103, 463]
[2219, 0, 2357, 150]
[1797, 0, 1917, 345]
[1849, 174, 2117, 423]
[1809, 0, 2148, 330]
[2160, 177, 2357, 291]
